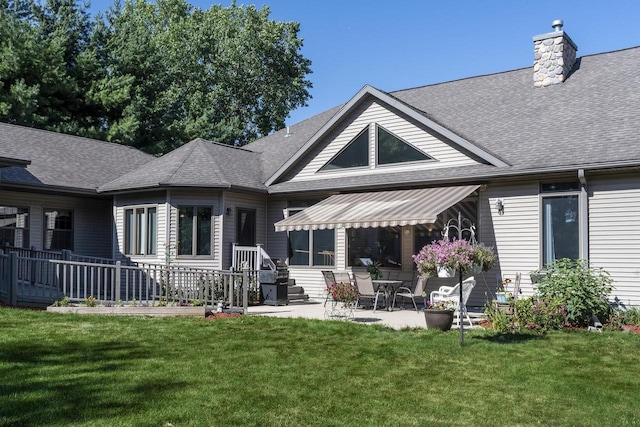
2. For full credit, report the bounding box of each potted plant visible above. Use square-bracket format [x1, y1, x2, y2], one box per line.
[326, 281, 359, 305]
[366, 261, 382, 279]
[412, 238, 496, 279]
[325, 281, 359, 320]
[424, 299, 456, 330]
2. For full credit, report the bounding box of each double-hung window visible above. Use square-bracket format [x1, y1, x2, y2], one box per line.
[178, 206, 212, 256]
[541, 182, 581, 265]
[43, 209, 73, 251]
[124, 206, 157, 255]
[287, 209, 335, 267]
[0, 206, 29, 248]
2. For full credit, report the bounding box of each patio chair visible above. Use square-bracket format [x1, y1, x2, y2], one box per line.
[333, 271, 353, 285]
[353, 273, 385, 313]
[391, 276, 425, 313]
[430, 277, 476, 327]
[321, 270, 336, 307]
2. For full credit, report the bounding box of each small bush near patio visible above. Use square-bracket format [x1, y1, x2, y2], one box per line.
[487, 259, 617, 333]
[1, 307, 640, 426]
[533, 258, 613, 326]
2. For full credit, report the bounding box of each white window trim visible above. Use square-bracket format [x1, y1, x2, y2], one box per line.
[539, 189, 583, 267]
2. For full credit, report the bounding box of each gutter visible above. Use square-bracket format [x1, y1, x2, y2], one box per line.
[578, 169, 589, 261]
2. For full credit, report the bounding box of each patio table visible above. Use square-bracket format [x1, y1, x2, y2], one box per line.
[372, 279, 403, 311]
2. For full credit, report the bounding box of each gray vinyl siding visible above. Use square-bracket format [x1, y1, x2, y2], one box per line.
[589, 175, 640, 306]
[222, 191, 267, 269]
[265, 198, 288, 262]
[290, 99, 479, 183]
[0, 190, 112, 257]
[476, 182, 540, 306]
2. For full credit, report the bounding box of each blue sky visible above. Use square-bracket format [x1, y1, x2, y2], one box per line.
[88, 0, 640, 125]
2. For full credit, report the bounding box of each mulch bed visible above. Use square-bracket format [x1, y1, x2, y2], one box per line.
[205, 312, 243, 319]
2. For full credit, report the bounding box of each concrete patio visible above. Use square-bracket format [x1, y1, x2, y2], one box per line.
[247, 300, 485, 330]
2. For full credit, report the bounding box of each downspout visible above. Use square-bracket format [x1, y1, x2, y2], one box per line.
[578, 169, 588, 261]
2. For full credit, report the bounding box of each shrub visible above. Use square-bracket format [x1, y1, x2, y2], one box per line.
[52, 296, 71, 307]
[606, 307, 640, 330]
[532, 259, 613, 327]
[515, 297, 567, 333]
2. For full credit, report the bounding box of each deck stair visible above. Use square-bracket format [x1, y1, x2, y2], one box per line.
[286, 279, 309, 303]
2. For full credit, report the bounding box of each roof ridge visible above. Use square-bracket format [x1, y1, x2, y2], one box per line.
[193, 137, 257, 154]
[197, 140, 230, 185]
[391, 44, 640, 96]
[161, 139, 204, 184]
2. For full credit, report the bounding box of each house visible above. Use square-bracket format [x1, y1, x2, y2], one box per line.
[2, 21, 640, 307]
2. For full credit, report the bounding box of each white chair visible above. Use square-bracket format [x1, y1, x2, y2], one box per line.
[430, 277, 476, 327]
[391, 277, 425, 313]
[353, 273, 385, 313]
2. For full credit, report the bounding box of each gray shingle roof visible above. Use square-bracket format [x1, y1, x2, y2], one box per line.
[0, 123, 154, 192]
[99, 138, 265, 193]
[4, 45, 639, 196]
[259, 46, 640, 193]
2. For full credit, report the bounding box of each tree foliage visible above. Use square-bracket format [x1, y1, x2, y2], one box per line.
[0, 0, 312, 153]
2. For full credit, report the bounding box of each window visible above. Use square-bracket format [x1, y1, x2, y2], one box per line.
[319, 124, 431, 172]
[287, 209, 335, 266]
[124, 206, 157, 255]
[542, 183, 580, 265]
[348, 227, 401, 269]
[43, 209, 73, 251]
[178, 206, 212, 256]
[320, 127, 369, 171]
[377, 126, 431, 165]
[236, 208, 256, 246]
[0, 206, 29, 248]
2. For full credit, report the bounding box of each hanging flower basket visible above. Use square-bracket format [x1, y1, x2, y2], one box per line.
[413, 239, 496, 279]
[437, 266, 456, 278]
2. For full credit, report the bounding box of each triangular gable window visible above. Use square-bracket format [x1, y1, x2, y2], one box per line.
[320, 127, 369, 171]
[377, 125, 431, 165]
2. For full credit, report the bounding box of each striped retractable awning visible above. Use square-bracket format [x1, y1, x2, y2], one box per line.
[274, 184, 480, 232]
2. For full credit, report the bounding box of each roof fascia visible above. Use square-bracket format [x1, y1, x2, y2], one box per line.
[264, 85, 508, 187]
[0, 156, 31, 168]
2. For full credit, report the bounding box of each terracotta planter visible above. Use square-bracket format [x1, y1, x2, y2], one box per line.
[424, 309, 454, 331]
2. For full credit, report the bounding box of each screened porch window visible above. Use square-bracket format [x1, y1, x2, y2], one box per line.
[43, 209, 73, 251]
[178, 206, 212, 256]
[348, 227, 401, 269]
[287, 209, 335, 266]
[124, 206, 157, 255]
[0, 206, 29, 248]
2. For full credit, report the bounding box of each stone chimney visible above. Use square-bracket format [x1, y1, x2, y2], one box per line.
[533, 20, 578, 87]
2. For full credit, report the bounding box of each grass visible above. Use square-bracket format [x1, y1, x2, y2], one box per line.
[1, 307, 639, 426]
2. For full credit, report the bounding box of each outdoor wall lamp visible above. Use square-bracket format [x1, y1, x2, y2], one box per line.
[225, 207, 233, 216]
[495, 199, 504, 215]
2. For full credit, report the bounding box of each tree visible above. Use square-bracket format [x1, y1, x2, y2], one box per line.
[94, 0, 312, 153]
[0, 0, 102, 134]
[0, 0, 312, 154]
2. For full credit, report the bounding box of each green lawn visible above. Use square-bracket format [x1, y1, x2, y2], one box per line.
[1, 307, 639, 426]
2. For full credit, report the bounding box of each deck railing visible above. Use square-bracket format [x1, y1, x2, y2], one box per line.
[232, 243, 276, 272]
[0, 251, 255, 310]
